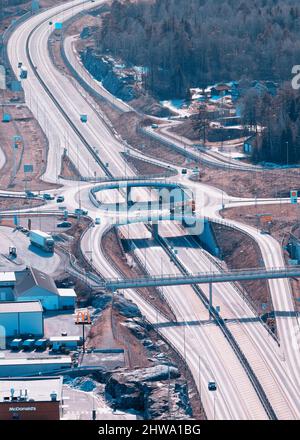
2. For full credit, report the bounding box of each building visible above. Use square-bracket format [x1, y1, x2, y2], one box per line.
[14, 267, 77, 311]
[0, 376, 62, 420]
[0, 301, 43, 338]
[0, 272, 16, 301]
[57, 288, 77, 310]
[14, 268, 60, 310]
[211, 83, 232, 97]
[0, 357, 72, 377]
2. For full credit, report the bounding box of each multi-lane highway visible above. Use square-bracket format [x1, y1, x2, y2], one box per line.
[5, 0, 300, 420]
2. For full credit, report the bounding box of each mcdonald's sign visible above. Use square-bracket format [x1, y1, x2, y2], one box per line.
[75, 310, 91, 325]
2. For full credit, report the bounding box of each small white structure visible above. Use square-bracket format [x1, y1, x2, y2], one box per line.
[0, 272, 16, 301]
[0, 301, 43, 337]
[57, 289, 77, 310]
[0, 357, 71, 377]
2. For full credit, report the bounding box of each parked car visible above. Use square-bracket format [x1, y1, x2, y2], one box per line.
[10, 339, 22, 351]
[22, 339, 35, 351]
[57, 221, 72, 228]
[56, 196, 65, 203]
[181, 168, 187, 175]
[34, 339, 48, 351]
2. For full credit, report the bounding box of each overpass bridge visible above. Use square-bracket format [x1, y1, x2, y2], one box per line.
[105, 266, 300, 290]
[90, 179, 192, 208]
[104, 266, 300, 318]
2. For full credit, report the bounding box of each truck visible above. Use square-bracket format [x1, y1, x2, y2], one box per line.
[74, 208, 88, 216]
[29, 230, 55, 253]
[170, 200, 196, 215]
[20, 66, 28, 79]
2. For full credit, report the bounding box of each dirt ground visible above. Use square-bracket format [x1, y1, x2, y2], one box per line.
[87, 305, 152, 369]
[194, 167, 300, 199]
[0, 196, 44, 211]
[60, 153, 82, 180]
[0, 105, 59, 191]
[212, 223, 273, 316]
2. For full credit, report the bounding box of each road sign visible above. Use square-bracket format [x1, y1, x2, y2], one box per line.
[261, 215, 273, 223]
[13, 135, 22, 149]
[55, 22, 63, 30]
[24, 164, 33, 173]
[290, 190, 298, 204]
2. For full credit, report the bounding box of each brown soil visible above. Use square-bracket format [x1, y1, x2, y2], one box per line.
[59, 154, 82, 180]
[87, 305, 151, 369]
[102, 227, 175, 321]
[193, 167, 300, 199]
[0, 105, 59, 191]
[0, 196, 44, 210]
[212, 223, 272, 314]
[221, 203, 300, 245]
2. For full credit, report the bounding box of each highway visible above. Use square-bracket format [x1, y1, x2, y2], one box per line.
[5, 0, 300, 420]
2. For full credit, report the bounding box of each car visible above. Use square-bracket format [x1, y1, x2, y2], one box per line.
[208, 381, 217, 391]
[10, 339, 22, 351]
[57, 221, 72, 228]
[95, 218, 101, 225]
[56, 196, 65, 203]
[21, 227, 29, 234]
[74, 208, 88, 216]
[25, 191, 36, 198]
[22, 339, 35, 351]
[43, 193, 55, 200]
[34, 339, 48, 351]
[181, 168, 187, 175]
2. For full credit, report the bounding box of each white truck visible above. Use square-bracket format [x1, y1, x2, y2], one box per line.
[29, 230, 54, 253]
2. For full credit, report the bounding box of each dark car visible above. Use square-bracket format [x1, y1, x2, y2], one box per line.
[208, 381, 217, 391]
[56, 196, 65, 203]
[43, 193, 55, 200]
[57, 221, 72, 228]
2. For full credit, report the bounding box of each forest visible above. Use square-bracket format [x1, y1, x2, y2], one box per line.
[98, 0, 300, 99]
[241, 83, 300, 164]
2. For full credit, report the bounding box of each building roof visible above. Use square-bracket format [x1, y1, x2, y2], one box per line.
[0, 376, 63, 402]
[0, 357, 71, 367]
[0, 301, 43, 314]
[214, 83, 231, 92]
[57, 288, 77, 298]
[0, 272, 16, 284]
[14, 267, 58, 298]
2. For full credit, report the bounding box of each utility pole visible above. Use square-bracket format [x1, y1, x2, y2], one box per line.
[209, 282, 213, 320]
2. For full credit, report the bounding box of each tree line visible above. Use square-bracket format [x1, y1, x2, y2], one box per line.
[241, 83, 300, 164]
[98, 0, 300, 99]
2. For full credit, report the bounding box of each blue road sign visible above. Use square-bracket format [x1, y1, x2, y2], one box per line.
[24, 164, 33, 173]
[55, 22, 63, 30]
